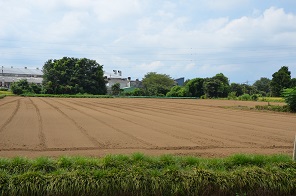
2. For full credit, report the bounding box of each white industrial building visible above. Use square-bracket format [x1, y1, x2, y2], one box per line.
[0, 66, 43, 88]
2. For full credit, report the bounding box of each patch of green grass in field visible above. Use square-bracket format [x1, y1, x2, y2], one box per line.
[258, 97, 285, 102]
[0, 91, 14, 96]
[254, 104, 292, 112]
[0, 153, 295, 195]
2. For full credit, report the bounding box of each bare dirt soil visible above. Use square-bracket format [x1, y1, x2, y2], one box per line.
[0, 97, 295, 158]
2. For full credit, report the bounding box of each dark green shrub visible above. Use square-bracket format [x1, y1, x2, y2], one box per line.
[227, 92, 237, 100]
[238, 94, 251, 101]
[282, 88, 296, 112]
[251, 94, 259, 101]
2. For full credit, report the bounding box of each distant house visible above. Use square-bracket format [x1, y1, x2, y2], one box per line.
[0, 66, 43, 88]
[129, 78, 142, 88]
[104, 70, 130, 94]
[174, 77, 185, 86]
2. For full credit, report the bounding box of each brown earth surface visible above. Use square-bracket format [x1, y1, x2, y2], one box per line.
[0, 97, 295, 158]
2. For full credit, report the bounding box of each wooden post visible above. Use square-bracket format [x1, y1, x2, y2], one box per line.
[293, 135, 296, 161]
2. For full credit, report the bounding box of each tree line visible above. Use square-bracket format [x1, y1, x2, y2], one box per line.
[125, 66, 295, 99]
[9, 57, 296, 111]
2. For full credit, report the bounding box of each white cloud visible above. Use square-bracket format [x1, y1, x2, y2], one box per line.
[91, 0, 141, 22]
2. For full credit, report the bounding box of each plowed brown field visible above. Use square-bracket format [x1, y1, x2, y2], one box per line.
[0, 97, 295, 158]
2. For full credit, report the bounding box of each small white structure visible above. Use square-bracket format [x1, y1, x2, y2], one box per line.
[104, 70, 130, 93]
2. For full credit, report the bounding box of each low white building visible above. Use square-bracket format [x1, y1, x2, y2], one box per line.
[0, 66, 43, 88]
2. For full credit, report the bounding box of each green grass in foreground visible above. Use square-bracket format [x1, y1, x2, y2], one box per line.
[0, 153, 295, 195]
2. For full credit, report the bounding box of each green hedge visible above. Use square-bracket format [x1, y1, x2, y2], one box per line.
[0, 154, 295, 195]
[0, 94, 5, 99]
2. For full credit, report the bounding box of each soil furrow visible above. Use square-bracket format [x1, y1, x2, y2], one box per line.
[40, 98, 105, 148]
[0, 99, 20, 133]
[83, 99, 287, 146]
[0, 97, 294, 158]
[0, 97, 21, 107]
[29, 98, 47, 149]
[53, 99, 155, 148]
[72, 99, 231, 146]
[65, 99, 203, 146]
[99, 100, 293, 140]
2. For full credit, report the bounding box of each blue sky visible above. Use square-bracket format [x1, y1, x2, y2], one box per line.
[1, 0, 296, 83]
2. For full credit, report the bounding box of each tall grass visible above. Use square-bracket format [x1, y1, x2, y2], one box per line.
[0, 154, 295, 195]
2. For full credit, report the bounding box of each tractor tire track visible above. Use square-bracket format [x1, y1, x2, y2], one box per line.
[0, 97, 22, 107]
[29, 98, 47, 149]
[53, 99, 155, 148]
[39, 98, 105, 148]
[0, 99, 20, 133]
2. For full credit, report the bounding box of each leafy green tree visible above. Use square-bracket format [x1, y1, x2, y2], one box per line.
[270, 66, 291, 97]
[282, 87, 296, 112]
[42, 57, 106, 95]
[241, 84, 257, 95]
[11, 79, 30, 95]
[111, 83, 121, 95]
[166, 86, 189, 97]
[290, 78, 296, 88]
[203, 73, 230, 98]
[185, 78, 205, 97]
[253, 77, 271, 96]
[230, 83, 244, 96]
[130, 88, 145, 96]
[203, 79, 222, 98]
[142, 72, 175, 96]
[30, 83, 42, 94]
[10, 79, 41, 95]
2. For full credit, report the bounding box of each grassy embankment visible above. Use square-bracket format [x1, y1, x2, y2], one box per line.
[0, 153, 295, 195]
